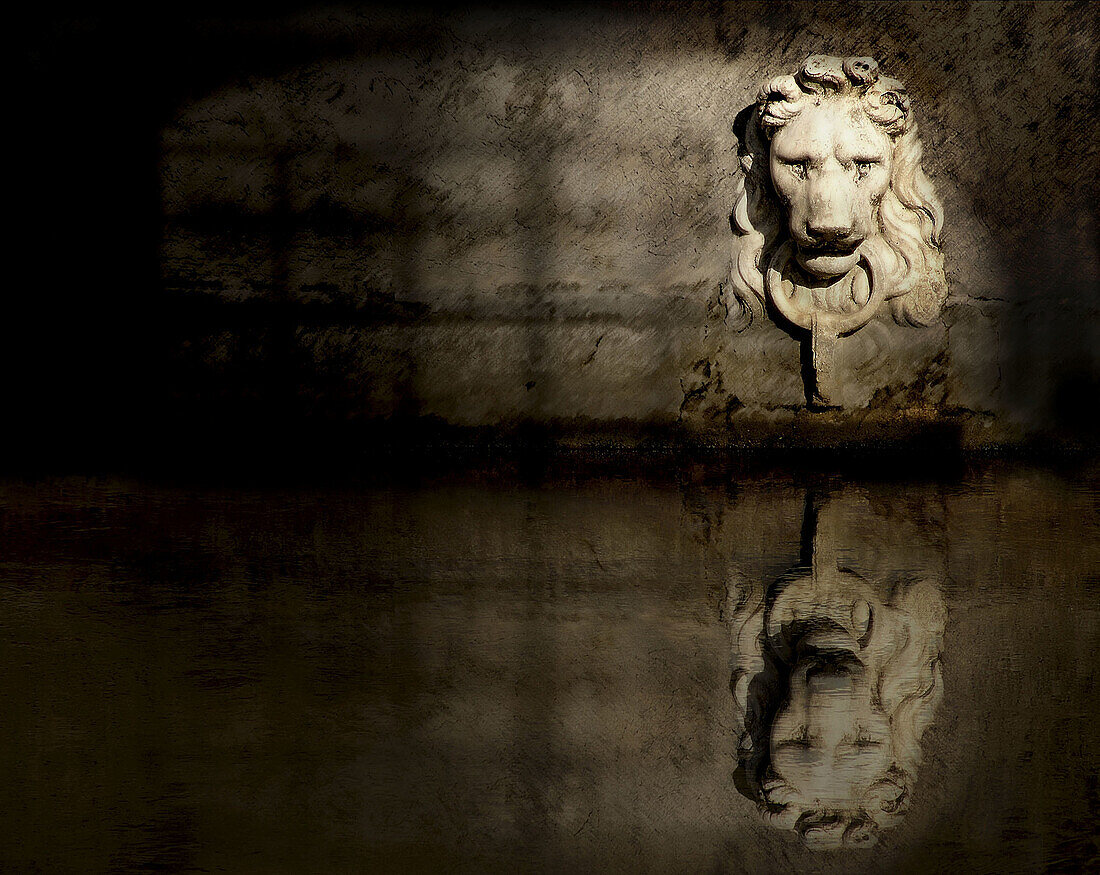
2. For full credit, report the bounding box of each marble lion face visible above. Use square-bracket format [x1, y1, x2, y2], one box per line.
[766, 581, 897, 816]
[729, 557, 945, 847]
[769, 98, 894, 280]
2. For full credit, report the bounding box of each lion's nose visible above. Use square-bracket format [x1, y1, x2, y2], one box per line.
[805, 220, 854, 243]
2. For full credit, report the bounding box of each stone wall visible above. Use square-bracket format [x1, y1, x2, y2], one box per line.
[12, 3, 1099, 459]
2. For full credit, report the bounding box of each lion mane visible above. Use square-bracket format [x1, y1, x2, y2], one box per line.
[727, 55, 947, 330]
[726, 567, 946, 848]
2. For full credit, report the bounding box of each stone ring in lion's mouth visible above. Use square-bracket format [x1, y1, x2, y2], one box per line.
[765, 239, 886, 337]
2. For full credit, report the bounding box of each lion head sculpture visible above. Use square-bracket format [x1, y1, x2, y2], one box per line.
[727, 55, 946, 333]
[726, 558, 945, 847]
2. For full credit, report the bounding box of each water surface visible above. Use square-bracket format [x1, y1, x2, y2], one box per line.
[2, 466, 1098, 872]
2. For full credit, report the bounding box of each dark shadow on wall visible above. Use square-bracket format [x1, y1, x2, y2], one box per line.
[999, 221, 1099, 441]
[9, 4, 441, 472]
[150, 12, 457, 457]
[158, 144, 427, 438]
[514, 82, 556, 480]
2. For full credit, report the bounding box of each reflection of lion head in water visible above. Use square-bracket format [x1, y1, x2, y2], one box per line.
[726, 564, 945, 848]
[727, 55, 946, 331]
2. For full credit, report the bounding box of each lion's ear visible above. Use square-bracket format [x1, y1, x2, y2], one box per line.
[757, 74, 801, 105]
[758, 75, 805, 129]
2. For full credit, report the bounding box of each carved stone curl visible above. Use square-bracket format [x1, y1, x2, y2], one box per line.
[726, 492, 946, 847]
[727, 55, 947, 407]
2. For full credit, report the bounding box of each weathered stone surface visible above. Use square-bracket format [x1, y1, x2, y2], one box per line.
[726, 54, 950, 409]
[155, 2, 1097, 445]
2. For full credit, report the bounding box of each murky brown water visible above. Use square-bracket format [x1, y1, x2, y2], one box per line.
[3, 466, 1098, 873]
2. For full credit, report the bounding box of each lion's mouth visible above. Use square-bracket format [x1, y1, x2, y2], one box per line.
[800, 241, 860, 257]
[794, 244, 864, 280]
[794, 623, 864, 659]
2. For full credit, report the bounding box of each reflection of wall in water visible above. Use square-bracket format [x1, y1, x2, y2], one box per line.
[725, 489, 946, 847]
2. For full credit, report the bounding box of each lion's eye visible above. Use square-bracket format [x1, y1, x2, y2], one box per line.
[777, 727, 814, 748]
[854, 160, 877, 180]
[784, 160, 808, 180]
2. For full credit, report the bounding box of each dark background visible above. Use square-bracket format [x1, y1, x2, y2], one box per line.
[12, 3, 359, 471]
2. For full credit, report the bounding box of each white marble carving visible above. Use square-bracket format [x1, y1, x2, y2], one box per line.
[728, 56, 947, 406]
[726, 491, 946, 847]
